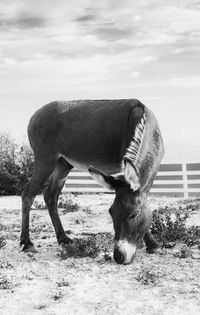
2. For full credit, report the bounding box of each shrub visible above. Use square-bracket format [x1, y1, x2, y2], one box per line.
[0, 132, 19, 195]
[151, 207, 188, 244]
[151, 204, 200, 247]
[0, 132, 34, 195]
[17, 142, 34, 190]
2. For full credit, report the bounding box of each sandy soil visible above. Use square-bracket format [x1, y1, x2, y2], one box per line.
[0, 195, 200, 315]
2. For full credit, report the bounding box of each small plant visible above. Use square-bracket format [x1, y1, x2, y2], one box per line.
[136, 267, 163, 286]
[33, 200, 46, 210]
[179, 198, 200, 212]
[174, 245, 193, 259]
[0, 274, 12, 290]
[75, 218, 86, 224]
[30, 223, 53, 234]
[184, 225, 200, 247]
[0, 236, 6, 249]
[58, 233, 113, 259]
[52, 290, 63, 301]
[33, 195, 81, 212]
[58, 195, 80, 213]
[57, 280, 70, 287]
[0, 261, 13, 269]
[0, 224, 6, 231]
[35, 304, 47, 310]
[59, 237, 100, 259]
[81, 232, 113, 253]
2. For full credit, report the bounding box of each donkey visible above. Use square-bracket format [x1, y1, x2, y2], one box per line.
[20, 99, 164, 264]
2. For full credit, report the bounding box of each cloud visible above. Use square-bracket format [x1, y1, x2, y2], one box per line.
[1, 0, 199, 65]
[75, 14, 96, 22]
[136, 32, 178, 46]
[93, 25, 132, 41]
[0, 15, 45, 30]
[131, 71, 140, 78]
[169, 76, 200, 87]
[0, 1, 200, 93]
[15, 14, 45, 29]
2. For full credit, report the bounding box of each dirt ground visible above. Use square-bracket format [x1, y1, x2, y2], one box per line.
[0, 194, 200, 315]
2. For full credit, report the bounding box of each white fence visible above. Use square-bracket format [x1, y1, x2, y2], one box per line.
[62, 163, 200, 198]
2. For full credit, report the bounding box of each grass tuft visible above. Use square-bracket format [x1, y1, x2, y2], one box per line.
[58, 195, 80, 213]
[0, 235, 6, 249]
[52, 290, 63, 301]
[0, 274, 12, 290]
[173, 245, 193, 259]
[33, 195, 80, 212]
[58, 232, 113, 259]
[136, 267, 164, 286]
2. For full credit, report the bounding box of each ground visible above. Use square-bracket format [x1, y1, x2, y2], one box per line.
[0, 194, 200, 315]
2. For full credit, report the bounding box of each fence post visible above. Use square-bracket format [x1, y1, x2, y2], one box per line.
[182, 160, 188, 199]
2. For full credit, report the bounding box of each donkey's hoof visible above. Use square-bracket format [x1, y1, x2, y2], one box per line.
[20, 241, 38, 253]
[146, 246, 160, 254]
[24, 245, 38, 253]
[58, 235, 73, 246]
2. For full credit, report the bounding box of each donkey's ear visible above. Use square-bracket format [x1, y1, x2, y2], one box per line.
[124, 159, 140, 191]
[88, 166, 116, 190]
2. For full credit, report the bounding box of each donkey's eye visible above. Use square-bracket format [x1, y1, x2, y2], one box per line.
[128, 213, 136, 221]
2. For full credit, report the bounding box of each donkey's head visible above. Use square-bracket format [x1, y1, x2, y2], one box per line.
[89, 162, 152, 265]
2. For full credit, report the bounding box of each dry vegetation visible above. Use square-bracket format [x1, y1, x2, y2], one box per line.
[0, 194, 200, 314]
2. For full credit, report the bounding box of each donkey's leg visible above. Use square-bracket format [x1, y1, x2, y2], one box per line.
[20, 159, 55, 252]
[44, 158, 73, 245]
[144, 229, 159, 254]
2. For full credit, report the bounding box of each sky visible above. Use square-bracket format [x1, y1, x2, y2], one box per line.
[0, 0, 200, 161]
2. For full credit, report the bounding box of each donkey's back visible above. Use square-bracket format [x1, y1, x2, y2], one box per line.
[28, 99, 147, 174]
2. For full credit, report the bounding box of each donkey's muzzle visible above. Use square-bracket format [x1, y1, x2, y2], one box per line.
[114, 240, 137, 265]
[113, 247, 125, 264]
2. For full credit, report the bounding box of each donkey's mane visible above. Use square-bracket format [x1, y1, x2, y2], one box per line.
[122, 112, 146, 190]
[124, 113, 146, 166]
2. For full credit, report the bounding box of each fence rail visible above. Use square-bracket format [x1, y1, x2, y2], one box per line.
[62, 163, 200, 198]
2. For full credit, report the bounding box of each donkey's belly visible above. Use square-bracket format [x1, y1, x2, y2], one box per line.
[61, 153, 122, 175]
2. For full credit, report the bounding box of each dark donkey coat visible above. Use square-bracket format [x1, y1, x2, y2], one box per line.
[21, 99, 164, 262]
[28, 99, 164, 191]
